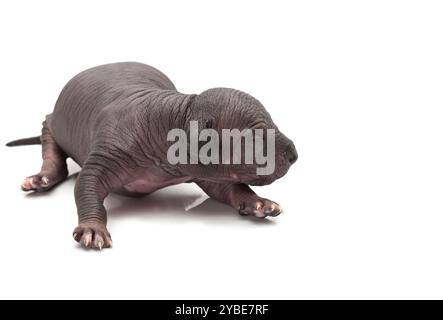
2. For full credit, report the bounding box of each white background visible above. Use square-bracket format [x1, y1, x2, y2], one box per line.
[0, 0, 442, 299]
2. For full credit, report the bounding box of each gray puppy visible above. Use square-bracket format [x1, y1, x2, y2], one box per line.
[7, 62, 297, 249]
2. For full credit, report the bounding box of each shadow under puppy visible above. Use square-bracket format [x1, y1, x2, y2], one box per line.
[6, 62, 298, 249]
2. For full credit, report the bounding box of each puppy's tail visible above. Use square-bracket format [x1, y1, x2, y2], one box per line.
[6, 136, 41, 147]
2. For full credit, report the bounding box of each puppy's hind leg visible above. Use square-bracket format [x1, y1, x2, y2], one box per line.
[21, 119, 68, 192]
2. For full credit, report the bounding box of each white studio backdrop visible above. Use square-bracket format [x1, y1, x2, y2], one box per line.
[0, 0, 442, 299]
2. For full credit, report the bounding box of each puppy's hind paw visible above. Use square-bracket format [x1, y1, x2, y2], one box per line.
[21, 175, 51, 192]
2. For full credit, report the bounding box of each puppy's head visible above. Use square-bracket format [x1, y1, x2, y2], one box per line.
[176, 88, 297, 185]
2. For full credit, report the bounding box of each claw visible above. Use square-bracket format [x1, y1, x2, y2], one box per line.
[21, 178, 33, 190]
[264, 204, 275, 214]
[41, 176, 49, 186]
[82, 232, 92, 247]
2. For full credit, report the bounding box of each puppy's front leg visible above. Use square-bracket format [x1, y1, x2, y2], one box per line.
[72, 156, 119, 249]
[196, 181, 282, 218]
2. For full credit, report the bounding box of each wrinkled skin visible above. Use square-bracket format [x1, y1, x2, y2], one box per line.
[17, 62, 297, 250]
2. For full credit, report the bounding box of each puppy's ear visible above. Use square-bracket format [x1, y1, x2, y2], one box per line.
[203, 118, 213, 129]
[186, 94, 216, 133]
[184, 95, 216, 163]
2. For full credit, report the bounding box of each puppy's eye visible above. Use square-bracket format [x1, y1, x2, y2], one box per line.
[204, 119, 213, 129]
[251, 123, 266, 130]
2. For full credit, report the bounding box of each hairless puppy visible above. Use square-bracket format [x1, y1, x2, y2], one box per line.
[7, 62, 297, 249]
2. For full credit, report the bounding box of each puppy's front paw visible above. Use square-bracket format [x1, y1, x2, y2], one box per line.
[73, 223, 112, 250]
[238, 198, 282, 218]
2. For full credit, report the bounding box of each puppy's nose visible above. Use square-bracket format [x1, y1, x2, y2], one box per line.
[285, 143, 298, 164]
